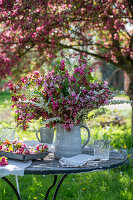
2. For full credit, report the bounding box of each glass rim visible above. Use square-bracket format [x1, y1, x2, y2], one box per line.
[94, 140, 110, 144]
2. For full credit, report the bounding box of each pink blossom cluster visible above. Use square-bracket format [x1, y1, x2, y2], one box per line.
[0, 139, 48, 155]
[0, 139, 28, 154]
[12, 139, 28, 154]
[9, 60, 113, 131]
[36, 144, 48, 152]
[0, 157, 8, 166]
[0, 0, 132, 89]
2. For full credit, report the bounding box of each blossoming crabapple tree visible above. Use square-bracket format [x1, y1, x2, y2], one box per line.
[0, 0, 133, 133]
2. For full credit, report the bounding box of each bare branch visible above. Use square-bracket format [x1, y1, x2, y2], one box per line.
[129, 34, 133, 52]
[58, 42, 127, 69]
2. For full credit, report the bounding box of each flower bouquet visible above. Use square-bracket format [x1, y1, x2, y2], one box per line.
[9, 59, 113, 131]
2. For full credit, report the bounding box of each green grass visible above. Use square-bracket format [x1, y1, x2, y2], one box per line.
[0, 91, 12, 104]
[0, 166, 132, 200]
[0, 91, 133, 200]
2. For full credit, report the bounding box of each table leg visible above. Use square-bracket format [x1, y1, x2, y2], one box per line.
[44, 175, 57, 200]
[2, 177, 21, 200]
[53, 174, 67, 200]
[44, 174, 68, 200]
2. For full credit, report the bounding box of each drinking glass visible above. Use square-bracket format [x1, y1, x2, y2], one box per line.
[0, 128, 17, 143]
[94, 140, 110, 160]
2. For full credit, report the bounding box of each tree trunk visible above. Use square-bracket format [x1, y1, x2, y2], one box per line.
[126, 74, 133, 136]
[124, 71, 130, 94]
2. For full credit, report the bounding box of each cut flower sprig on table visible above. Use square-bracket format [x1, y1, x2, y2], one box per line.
[0, 156, 8, 166]
[9, 59, 113, 131]
[0, 139, 48, 155]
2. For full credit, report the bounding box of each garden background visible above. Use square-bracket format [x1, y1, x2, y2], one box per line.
[0, 0, 133, 199]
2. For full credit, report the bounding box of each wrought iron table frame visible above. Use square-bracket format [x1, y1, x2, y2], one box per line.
[1, 149, 127, 200]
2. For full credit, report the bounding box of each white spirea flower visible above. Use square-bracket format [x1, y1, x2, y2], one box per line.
[15, 85, 19, 89]
[94, 90, 99, 95]
[98, 89, 105, 94]
[19, 100, 44, 109]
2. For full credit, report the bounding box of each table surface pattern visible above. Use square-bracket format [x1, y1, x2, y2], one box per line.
[24, 148, 127, 175]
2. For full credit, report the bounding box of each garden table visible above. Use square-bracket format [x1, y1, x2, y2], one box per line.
[1, 147, 127, 200]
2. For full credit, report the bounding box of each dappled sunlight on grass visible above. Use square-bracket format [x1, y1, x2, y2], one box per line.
[84, 107, 132, 150]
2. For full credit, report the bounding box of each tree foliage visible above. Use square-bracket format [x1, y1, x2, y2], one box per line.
[0, 0, 133, 134]
[0, 0, 132, 79]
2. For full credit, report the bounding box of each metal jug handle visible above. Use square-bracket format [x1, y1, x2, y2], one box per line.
[80, 125, 90, 148]
[36, 130, 41, 142]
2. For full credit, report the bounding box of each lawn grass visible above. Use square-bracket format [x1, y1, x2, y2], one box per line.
[0, 91, 133, 200]
[0, 91, 12, 104]
[0, 166, 132, 200]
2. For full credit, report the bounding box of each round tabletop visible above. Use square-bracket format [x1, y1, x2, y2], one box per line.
[24, 148, 127, 175]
